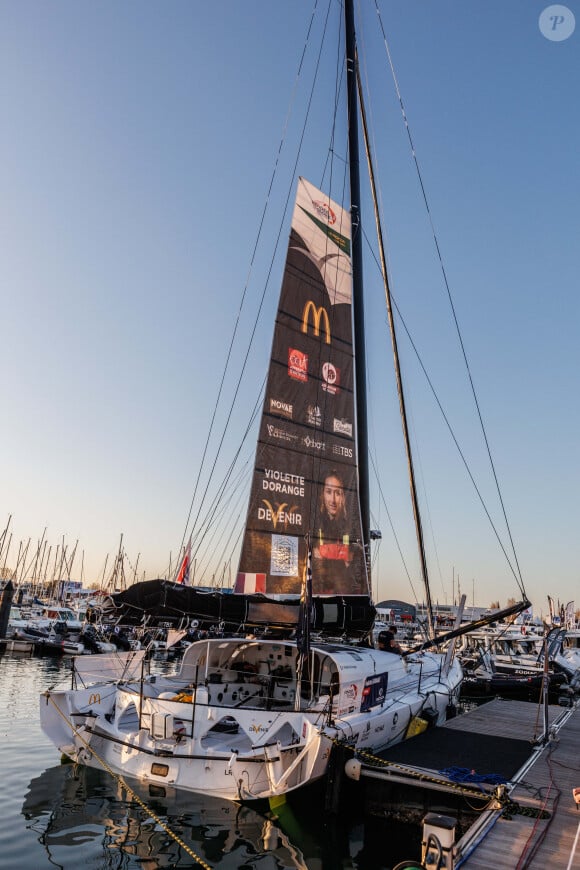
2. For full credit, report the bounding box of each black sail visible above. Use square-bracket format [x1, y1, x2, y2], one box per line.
[236, 178, 369, 598]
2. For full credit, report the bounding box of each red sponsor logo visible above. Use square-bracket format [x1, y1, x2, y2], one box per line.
[288, 348, 308, 382]
[321, 361, 339, 394]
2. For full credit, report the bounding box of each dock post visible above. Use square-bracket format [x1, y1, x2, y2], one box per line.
[0, 580, 14, 638]
[324, 742, 352, 813]
[421, 812, 456, 869]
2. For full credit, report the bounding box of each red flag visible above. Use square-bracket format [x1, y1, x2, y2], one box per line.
[176, 542, 191, 585]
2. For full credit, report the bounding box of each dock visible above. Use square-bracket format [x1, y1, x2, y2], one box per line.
[459, 699, 580, 869]
[347, 697, 580, 868]
[0, 637, 34, 654]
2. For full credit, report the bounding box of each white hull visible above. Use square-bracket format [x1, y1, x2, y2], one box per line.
[41, 637, 462, 801]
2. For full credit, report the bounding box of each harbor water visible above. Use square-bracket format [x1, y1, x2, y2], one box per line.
[0, 649, 422, 869]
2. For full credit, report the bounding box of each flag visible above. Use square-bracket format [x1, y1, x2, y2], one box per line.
[176, 541, 191, 585]
[295, 538, 313, 710]
[234, 572, 266, 593]
[296, 543, 313, 657]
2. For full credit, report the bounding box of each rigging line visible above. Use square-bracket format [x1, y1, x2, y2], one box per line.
[195, 468, 252, 584]
[195, 459, 252, 552]
[368, 449, 421, 605]
[166, 461, 251, 584]
[189, 447, 253, 555]
[44, 694, 213, 870]
[372, 238, 527, 597]
[210, 509, 247, 590]
[362, 226, 525, 594]
[356, 54, 435, 640]
[372, 0, 524, 589]
[188, 380, 264, 560]
[196, 504, 245, 588]
[156, 373, 264, 581]
[183, 0, 333, 560]
[319, 2, 345, 192]
[407, 394, 448, 602]
[176, 0, 321, 559]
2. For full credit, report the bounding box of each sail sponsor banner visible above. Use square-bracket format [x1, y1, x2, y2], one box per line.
[259, 419, 355, 462]
[238, 177, 368, 597]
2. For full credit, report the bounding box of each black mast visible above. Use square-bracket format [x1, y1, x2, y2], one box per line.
[344, 0, 370, 569]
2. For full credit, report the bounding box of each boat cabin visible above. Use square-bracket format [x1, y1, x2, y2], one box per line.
[147, 638, 393, 717]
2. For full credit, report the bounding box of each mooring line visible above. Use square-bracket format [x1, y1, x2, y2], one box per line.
[43, 692, 213, 870]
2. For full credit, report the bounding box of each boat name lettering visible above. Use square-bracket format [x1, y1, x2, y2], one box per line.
[301, 301, 331, 344]
[264, 469, 305, 485]
[263, 469, 305, 496]
[259, 501, 302, 528]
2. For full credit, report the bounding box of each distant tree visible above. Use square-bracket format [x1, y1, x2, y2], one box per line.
[505, 597, 517, 622]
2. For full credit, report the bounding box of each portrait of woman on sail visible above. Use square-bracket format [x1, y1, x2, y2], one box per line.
[312, 469, 365, 594]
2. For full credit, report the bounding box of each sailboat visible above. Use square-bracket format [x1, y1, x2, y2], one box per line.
[39, 0, 528, 802]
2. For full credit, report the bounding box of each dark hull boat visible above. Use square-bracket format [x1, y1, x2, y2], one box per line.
[460, 669, 569, 699]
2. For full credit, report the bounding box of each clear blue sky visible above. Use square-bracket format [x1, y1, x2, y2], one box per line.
[1, 1, 578, 620]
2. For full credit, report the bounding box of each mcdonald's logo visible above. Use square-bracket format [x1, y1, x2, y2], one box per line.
[88, 693, 101, 705]
[302, 301, 331, 344]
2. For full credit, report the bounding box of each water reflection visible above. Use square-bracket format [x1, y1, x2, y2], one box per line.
[22, 763, 332, 869]
[4, 651, 415, 870]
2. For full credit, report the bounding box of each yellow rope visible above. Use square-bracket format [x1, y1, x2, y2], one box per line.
[43, 692, 213, 870]
[322, 730, 499, 805]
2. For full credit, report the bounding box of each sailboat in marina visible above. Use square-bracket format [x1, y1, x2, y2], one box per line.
[40, 0, 528, 802]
